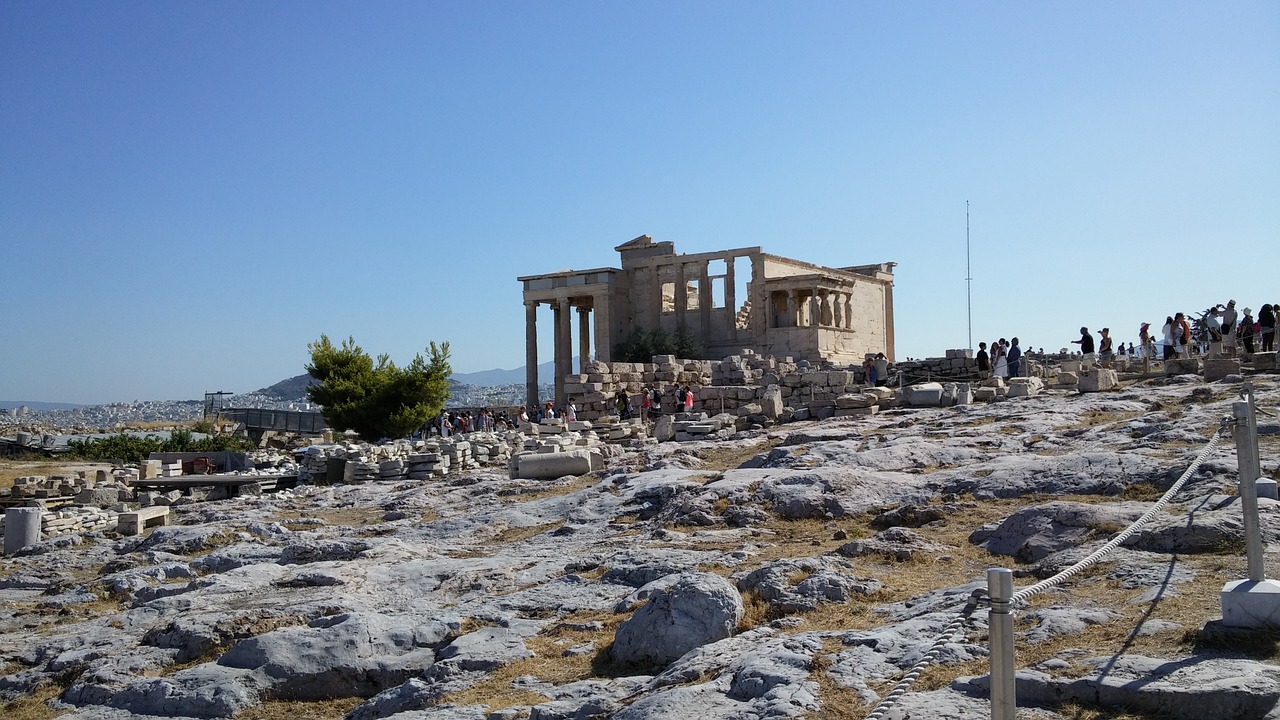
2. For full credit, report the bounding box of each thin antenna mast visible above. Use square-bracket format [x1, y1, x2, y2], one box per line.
[966, 201, 973, 352]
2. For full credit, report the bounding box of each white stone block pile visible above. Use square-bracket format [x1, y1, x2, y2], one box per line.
[564, 358, 714, 420]
[289, 432, 525, 484]
[671, 412, 738, 442]
[41, 506, 118, 536]
[3, 474, 94, 500]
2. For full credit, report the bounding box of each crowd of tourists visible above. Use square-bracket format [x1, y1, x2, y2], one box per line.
[1070, 298, 1277, 375]
[424, 297, 1278, 438]
[974, 338, 1024, 379]
[612, 384, 695, 421]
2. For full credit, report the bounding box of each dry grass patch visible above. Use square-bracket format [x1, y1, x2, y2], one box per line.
[0, 460, 113, 490]
[1121, 482, 1164, 501]
[951, 416, 999, 429]
[1054, 702, 1170, 720]
[789, 592, 884, 634]
[0, 682, 69, 720]
[441, 608, 629, 711]
[274, 506, 387, 528]
[737, 589, 773, 631]
[235, 697, 364, 719]
[1056, 409, 1145, 434]
[910, 656, 991, 693]
[491, 521, 566, 545]
[805, 638, 868, 720]
[503, 475, 601, 503]
[695, 438, 780, 471]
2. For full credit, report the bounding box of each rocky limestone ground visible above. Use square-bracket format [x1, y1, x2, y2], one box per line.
[2, 375, 1280, 720]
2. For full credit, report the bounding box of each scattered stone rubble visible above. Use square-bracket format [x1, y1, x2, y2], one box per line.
[1, 374, 1279, 719]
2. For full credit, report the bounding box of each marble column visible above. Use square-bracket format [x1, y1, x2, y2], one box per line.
[786, 290, 798, 327]
[577, 305, 591, 372]
[884, 283, 896, 360]
[725, 257, 737, 339]
[525, 300, 539, 411]
[833, 291, 844, 329]
[675, 262, 687, 330]
[820, 290, 833, 327]
[750, 255, 766, 342]
[810, 288, 821, 327]
[647, 267, 662, 332]
[555, 297, 572, 406]
[594, 291, 613, 362]
[844, 294, 854, 329]
[699, 260, 711, 338]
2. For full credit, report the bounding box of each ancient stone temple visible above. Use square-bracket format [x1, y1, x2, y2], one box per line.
[518, 235, 896, 406]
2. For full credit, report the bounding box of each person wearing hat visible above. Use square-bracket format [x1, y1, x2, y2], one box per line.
[1241, 308, 1256, 355]
[1222, 300, 1239, 357]
[1204, 306, 1225, 357]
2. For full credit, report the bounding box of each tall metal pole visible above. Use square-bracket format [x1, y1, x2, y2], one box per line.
[966, 201, 973, 353]
[988, 567, 1015, 720]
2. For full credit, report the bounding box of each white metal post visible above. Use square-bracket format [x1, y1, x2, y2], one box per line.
[1234, 383, 1265, 583]
[988, 567, 1016, 720]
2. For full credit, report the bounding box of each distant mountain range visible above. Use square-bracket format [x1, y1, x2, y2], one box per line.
[452, 358, 576, 387]
[253, 358, 576, 401]
[0, 400, 88, 411]
[1, 360, 574, 410]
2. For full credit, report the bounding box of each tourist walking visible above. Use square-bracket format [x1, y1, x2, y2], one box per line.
[976, 342, 989, 378]
[1098, 328, 1114, 368]
[1138, 322, 1153, 374]
[1161, 317, 1175, 360]
[1222, 300, 1239, 357]
[682, 385, 694, 412]
[992, 339, 1008, 380]
[1006, 338, 1022, 378]
[1260, 304, 1276, 352]
[1173, 312, 1192, 358]
[1241, 308, 1256, 355]
[1203, 306, 1224, 356]
[1072, 327, 1096, 368]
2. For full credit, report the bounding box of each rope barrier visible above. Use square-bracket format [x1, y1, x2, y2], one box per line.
[1010, 420, 1226, 605]
[859, 417, 1229, 720]
[863, 588, 986, 720]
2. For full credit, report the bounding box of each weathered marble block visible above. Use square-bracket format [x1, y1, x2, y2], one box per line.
[1165, 358, 1200, 376]
[1079, 368, 1119, 393]
[1203, 357, 1241, 382]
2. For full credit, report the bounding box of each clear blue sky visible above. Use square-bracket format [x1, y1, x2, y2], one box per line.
[2, 2, 1277, 404]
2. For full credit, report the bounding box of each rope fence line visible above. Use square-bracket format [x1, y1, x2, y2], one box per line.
[862, 588, 986, 720]
[861, 416, 1230, 720]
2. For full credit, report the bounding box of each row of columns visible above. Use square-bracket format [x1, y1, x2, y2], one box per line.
[525, 294, 612, 409]
[646, 257, 743, 342]
[776, 288, 856, 329]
